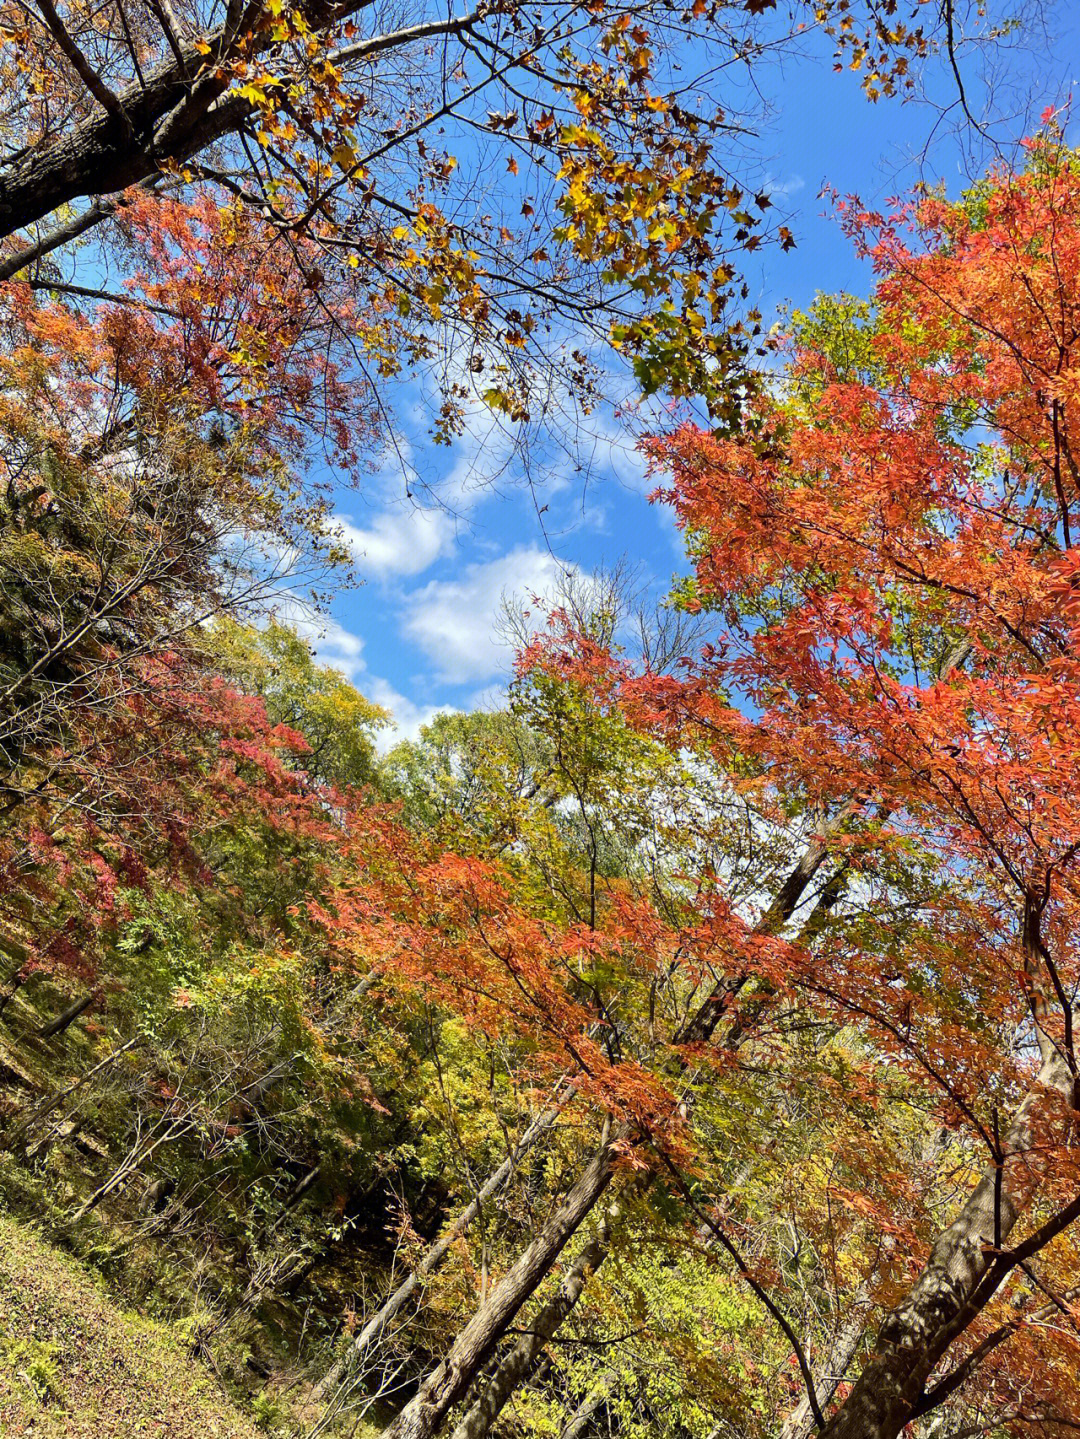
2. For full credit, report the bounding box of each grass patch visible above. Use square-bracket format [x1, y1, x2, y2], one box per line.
[0, 1212, 265, 1437]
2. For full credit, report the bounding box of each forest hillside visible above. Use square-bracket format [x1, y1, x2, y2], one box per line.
[0, 1214, 263, 1437]
[2, 2, 1080, 1439]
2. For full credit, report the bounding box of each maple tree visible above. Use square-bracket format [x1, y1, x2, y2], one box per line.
[517, 134, 1080, 1439]
[3, 5, 1080, 1432]
[0, 632, 416, 1277]
[210, 618, 390, 788]
[0, 0, 987, 437]
[0, 582, 756, 1430]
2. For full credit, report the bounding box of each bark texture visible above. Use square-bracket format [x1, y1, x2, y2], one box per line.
[0, 43, 249, 239]
[449, 1217, 612, 1439]
[378, 1135, 615, 1439]
[821, 1037, 1077, 1439]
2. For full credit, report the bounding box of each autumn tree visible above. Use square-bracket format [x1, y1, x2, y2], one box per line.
[527, 135, 1080, 1439]
[0, 0, 1033, 842]
[0, 0, 998, 441]
[0, 591, 1011, 1439]
[0, 175, 392, 822]
[210, 618, 389, 789]
[302, 571, 876, 1439]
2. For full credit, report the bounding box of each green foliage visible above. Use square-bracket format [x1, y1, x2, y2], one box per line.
[210, 618, 390, 790]
[788, 293, 884, 392]
[381, 708, 555, 845]
[2, 1333, 61, 1404]
[0, 588, 987, 1439]
[251, 1387, 288, 1430]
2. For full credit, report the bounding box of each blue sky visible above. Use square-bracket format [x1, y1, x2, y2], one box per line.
[295, 4, 1080, 743]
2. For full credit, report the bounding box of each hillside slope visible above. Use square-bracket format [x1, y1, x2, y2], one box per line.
[0, 1213, 264, 1438]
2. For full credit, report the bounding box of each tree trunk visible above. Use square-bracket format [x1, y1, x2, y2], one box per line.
[26, 1114, 84, 1162]
[677, 805, 851, 1046]
[72, 1113, 192, 1220]
[282, 1164, 321, 1212]
[377, 1131, 616, 1439]
[376, 825, 847, 1439]
[821, 1036, 1078, 1439]
[314, 1096, 568, 1400]
[558, 1370, 618, 1439]
[39, 988, 98, 1038]
[0, 964, 26, 1016]
[449, 1217, 613, 1439]
[0, 29, 259, 238]
[0, 3, 466, 245]
[780, 1291, 869, 1439]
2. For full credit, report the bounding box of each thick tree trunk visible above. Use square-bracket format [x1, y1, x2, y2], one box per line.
[314, 1097, 568, 1400]
[378, 1132, 616, 1439]
[0, 46, 242, 241]
[0, 0, 323, 242]
[0, 6, 473, 244]
[821, 1037, 1078, 1439]
[449, 1216, 613, 1439]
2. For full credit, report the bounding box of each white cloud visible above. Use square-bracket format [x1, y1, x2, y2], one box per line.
[334, 504, 457, 579]
[306, 617, 367, 683]
[403, 546, 575, 685]
[265, 598, 454, 744]
[263, 597, 368, 682]
[761, 172, 806, 198]
[363, 675, 456, 747]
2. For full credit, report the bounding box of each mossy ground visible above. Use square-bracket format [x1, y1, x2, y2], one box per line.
[0, 1212, 265, 1437]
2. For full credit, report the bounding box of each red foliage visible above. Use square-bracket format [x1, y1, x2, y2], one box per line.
[521, 141, 1080, 1414]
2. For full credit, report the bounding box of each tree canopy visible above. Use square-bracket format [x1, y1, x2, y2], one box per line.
[3, 9, 1080, 1439]
[2, 0, 968, 438]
